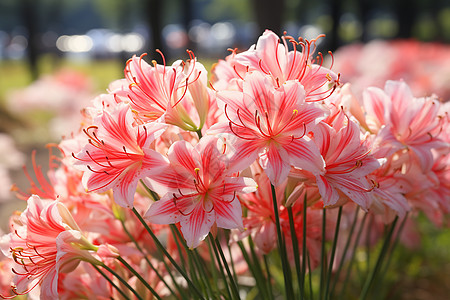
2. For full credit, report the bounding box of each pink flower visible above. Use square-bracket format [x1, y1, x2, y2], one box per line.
[363, 81, 446, 171]
[211, 71, 325, 185]
[112, 52, 215, 132]
[219, 30, 340, 101]
[73, 103, 168, 208]
[368, 169, 410, 222]
[0, 195, 99, 299]
[312, 111, 381, 209]
[145, 136, 257, 248]
[117, 53, 188, 122]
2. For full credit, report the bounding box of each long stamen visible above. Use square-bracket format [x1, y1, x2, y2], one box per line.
[258, 59, 271, 75]
[221, 191, 237, 204]
[172, 193, 198, 216]
[194, 168, 208, 191]
[254, 111, 271, 138]
[87, 165, 110, 175]
[229, 122, 258, 141]
[275, 109, 300, 135]
[265, 111, 274, 135]
[326, 160, 363, 174]
[85, 150, 110, 168]
[290, 122, 307, 141]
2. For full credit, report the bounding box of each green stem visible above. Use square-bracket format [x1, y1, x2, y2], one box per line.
[101, 263, 144, 300]
[301, 194, 308, 300]
[270, 183, 294, 299]
[373, 214, 409, 299]
[366, 214, 374, 277]
[307, 250, 314, 300]
[196, 129, 203, 139]
[226, 233, 238, 287]
[288, 205, 303, 297]
[237, 241, 269, 300]
[92, 264, 131, 300]
[215, 237, 241, 299]
[172, 233, 201, 295]
[263, 255, 274, 299]
[319, 207, 327, 300]
[117, 256, 162, 300]
[360, 216, 399, 300]
[169, 225, 188, 272]
[339, 212, 368, 299]
[139, 179, 160, 201]
[206, 239, 220, 294]
[330, 206, 359, 296]
[248, 236, 271, 300]
[131, 207, 205, 300]
[379, 214, 408, 277]
[120, 219, 181, 297]
[209, 235, 233, 300]
[324, 206, 343, 300]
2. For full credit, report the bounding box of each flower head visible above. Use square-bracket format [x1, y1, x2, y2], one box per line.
[0, 195, 98, 299]
[312, 110, 381, 209]
[73, 103, 168, 208]
[213, 30, 340, 101]
[211, 71, 325, 185]
[112, 51, 214, 132]
[145, 136, 257, 248]
[363, 81, 446, 171]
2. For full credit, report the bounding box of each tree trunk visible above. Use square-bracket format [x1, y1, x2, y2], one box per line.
[144, 0, 164, 62]
[21, 0, 39, 80]
[252, 0, 285, 38]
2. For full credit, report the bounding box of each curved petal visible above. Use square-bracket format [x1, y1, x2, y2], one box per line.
[259, 144, 291, 186]
[214, 198, 244, 230]
[180, 204, 214, 248]
[316, 175, 339, 207]
[168, 141, 200, 175]
[227, 140, 261, 174]
[145, 194, 181, 224]
[284, 138, 325, 175]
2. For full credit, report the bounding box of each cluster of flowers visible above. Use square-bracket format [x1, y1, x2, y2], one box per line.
[0, 30, 449, 299]
[332, 39, 450, 100]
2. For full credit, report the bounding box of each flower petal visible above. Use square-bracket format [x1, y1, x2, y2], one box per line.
[180, 204, 214, 248]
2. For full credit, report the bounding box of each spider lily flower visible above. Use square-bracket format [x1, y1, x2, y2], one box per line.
[73, 103, 168, 208]
[312, 112, 381, 209]
[0, 195, 101, 300]
[226, 30, 340, 101]
[289, 108, 381, 209]
[211, 71, 325, 186]
[368, 170, 410, 222]
[363, 81, 447, 171]
[113, 51, 210, 132]
[145, 136, 257, 248]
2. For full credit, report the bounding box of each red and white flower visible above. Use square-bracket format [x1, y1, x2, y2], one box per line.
[73, 103, 168, 208]
[0, 196, 100, 299]
[145, 136, 257, 248]
[211, 71, 325, 185]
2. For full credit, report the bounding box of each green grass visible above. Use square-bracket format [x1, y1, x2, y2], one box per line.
[0, 55, 124, 104]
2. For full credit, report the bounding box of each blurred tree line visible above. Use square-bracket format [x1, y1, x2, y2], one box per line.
[0, 0, 449, 79]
